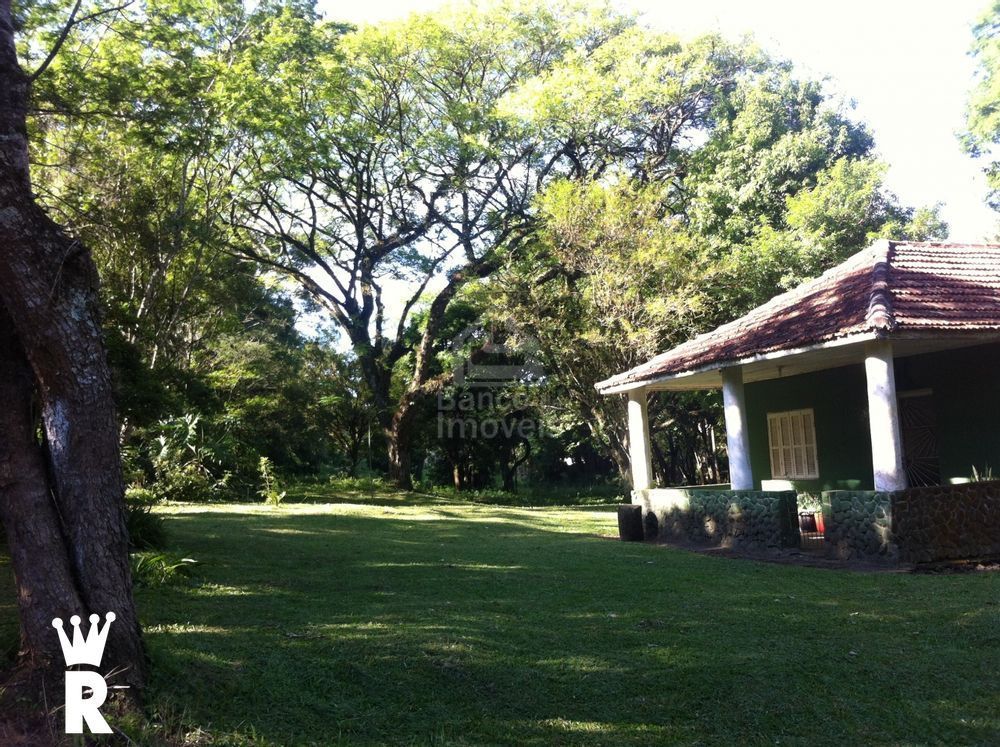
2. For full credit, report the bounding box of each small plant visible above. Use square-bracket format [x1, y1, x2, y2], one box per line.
[258, 456, 286, 506]
[971, 464, 995, 482]
[130, 552, 198, 587]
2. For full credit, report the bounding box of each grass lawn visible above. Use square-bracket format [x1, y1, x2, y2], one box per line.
[4, 490, 1000, 744]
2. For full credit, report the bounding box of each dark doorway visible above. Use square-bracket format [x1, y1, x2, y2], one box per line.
[898, 390, 941, 487]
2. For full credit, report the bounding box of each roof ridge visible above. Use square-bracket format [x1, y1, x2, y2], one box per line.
[596, 240, 1000, 394]
[890, 240, 1000, 249]
[865, 240, 896, 334]
[596, 244, 879, 389]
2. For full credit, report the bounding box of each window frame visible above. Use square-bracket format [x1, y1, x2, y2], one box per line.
[766, 408, 819, 480]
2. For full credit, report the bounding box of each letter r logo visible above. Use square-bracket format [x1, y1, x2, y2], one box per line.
[65, 670, 112, 734]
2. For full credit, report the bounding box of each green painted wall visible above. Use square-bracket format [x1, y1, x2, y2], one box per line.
[745, 364, 874, 492]
[741, 342, 1000, 492]
[894, 342, 1000, 484]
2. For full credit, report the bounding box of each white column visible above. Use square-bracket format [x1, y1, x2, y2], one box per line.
[627, 388, 654, 491]
[865, 340, 907, 491]
[721, 366, 754, 490]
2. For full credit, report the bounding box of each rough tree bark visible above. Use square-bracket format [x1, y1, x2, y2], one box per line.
[0, 0, 146, 693]
[386, 399, 417, 490]
[0, 307, 84, 669]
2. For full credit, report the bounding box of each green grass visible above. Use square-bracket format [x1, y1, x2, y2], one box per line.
[4, 490, 1000, 744]
[287, 476, 628, 507]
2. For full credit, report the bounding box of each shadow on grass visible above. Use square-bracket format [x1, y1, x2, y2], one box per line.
[281, 479, 626, 510]
[134, 504, 1000, 745]
[280, 483, 448, 507]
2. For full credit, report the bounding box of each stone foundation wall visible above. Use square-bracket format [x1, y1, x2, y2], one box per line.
[892, 482, 1000, 563]
[631, 483, 1000, 564]
[821, 491, 896, 561]
[820, 483, 1000, 564]
[633, 489, 799, 550]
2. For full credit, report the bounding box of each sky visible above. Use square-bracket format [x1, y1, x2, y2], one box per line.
[318, 0, 999, 242]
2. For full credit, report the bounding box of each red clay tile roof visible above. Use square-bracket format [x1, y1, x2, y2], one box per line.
[597, 241, 1000, 392]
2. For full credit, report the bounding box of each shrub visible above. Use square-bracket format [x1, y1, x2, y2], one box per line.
[150, 414, 237, 502]
[151, 460, 222, 502]
[413, 481, 626, 507]
[125, 486, 167, 550]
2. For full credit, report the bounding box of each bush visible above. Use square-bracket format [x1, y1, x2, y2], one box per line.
[149, 414, 238, 502]
[125, 486, 167, 550]
[151, 460, 225, 502]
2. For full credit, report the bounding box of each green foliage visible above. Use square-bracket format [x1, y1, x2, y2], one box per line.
[415, 481, 625, 507]
[491, 32, 945, 486]
[535, 179, 709, 355]
[16, 0, 953, 494]
[124, 486, 168, 550]
[727, 158, 947, 307]
[130, 552, 199, 587]
[327, 474, 393, 495]
[148, 415, 233, 502]
[20, 0, 377, 496]
[221, 1, 663, 492]
[967, 1, 1000, 209]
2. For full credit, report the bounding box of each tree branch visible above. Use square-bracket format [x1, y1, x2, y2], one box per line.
[29, 0, 134, 82]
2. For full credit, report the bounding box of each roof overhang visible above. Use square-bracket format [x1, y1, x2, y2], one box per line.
[596, 331, 1000, 395]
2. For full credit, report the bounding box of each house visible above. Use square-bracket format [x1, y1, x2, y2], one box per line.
[597, 241, 1000, 562]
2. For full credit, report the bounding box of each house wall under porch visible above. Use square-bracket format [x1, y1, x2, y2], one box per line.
[743, 341, 1000, 495]
[744, 364, 874, 494]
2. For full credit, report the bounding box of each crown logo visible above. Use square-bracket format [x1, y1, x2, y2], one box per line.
[52, 613, 115, 667]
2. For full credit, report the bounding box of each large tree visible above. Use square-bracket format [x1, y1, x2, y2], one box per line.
[228, 2, 630, 487]
[0, 0, 145, 706]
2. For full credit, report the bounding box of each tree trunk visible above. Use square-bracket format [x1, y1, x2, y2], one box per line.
[0, 0, 146, 692]
[586, 403, 631, 485]
[386, 435, 413, 490]
[386, 404, 415, 490]
[0, 307, 84, 671]
[345, 427, 362, 478]
[604, 427, 631, 486]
